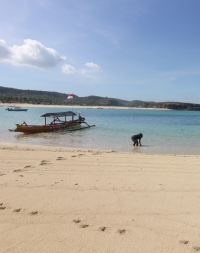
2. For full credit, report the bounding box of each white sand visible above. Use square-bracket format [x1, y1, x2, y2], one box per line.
[0, 142, 200, 252]
[1, 102, 170, 110]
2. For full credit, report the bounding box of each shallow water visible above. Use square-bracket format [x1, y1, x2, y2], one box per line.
[1, 106, 200, 155]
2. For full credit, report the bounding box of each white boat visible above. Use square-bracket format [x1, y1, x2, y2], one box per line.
[5, 107, 28, 111]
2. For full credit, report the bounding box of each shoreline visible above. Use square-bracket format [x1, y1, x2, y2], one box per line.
[1, 141, 200, 253]
[0, 141, 196, 156]
[0, 102, 170, 110]
[1, 139, 198, 156]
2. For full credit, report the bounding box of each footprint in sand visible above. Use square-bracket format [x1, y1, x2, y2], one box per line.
[0, 173, 6, 176]
[13, 169, 24, 173]
[193, 246, 200, 251]
[99, 226, 107, 231]
[13, 208, 21, 212]
[29, 211, 38, 215]
[80, 224, 89, 228]
[117, 229, 126, 235]
[0, 206, 6, 210]
[179, 240, 189, 245]
[73, 219, 81, 223]
[92, 152, 102, 155]
[39, 160, 50, 165]
[56, 157, 66, 160]
[24, 165, 32, 168]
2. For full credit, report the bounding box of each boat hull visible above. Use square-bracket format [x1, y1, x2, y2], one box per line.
[6, 108, 28, 111]
[14, 122, 81, 133]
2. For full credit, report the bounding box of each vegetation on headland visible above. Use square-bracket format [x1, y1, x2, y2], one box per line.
[0, 86, 200, 110]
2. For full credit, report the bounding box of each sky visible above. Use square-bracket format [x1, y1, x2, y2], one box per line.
[1, 0, 200, 103]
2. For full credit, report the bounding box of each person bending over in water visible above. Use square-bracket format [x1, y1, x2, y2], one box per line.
[131, 133, 143, 146]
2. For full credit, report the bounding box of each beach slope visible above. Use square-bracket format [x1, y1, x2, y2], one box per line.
[0, 143, 200, 253]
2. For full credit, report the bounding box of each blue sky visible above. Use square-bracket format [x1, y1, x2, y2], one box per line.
[1, 0, 200, 103]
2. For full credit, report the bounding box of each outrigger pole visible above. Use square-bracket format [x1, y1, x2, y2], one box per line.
[64, 124, 95, 132]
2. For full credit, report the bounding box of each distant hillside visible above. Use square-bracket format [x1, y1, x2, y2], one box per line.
[0, 86, 70, 105]
[65, 95, 132, 106]
[136, 101, 200, 111]
[0, 86, 132, 106]
[0, 86, 200, 110]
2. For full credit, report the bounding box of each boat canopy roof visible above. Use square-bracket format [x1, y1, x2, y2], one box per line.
[41, 111, 77, 118]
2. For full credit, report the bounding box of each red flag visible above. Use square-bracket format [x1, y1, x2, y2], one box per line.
[67, 94, 73, 99]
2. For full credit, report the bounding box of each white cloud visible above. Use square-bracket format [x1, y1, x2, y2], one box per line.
[81, 62, 102, 74]
[0, 39, 102, 75]
[85, 62, 102, 72]
[62, 64, 77, 74]
[0, 39, 66, 68]
[62, 62, 102, 75]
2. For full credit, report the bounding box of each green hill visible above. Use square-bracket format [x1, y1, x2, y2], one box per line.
[0, 86, 200, 110]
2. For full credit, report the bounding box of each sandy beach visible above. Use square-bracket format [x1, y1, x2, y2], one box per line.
[1, 102, 170, 110]
[1, 142, 200, 252]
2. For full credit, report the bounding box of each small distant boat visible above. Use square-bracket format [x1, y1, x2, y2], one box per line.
[11, 111, 95, 133]
[5, 107, 28, 111]
[97, 107, 103, 109]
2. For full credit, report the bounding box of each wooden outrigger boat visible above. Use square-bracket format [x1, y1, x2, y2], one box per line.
[12, 111, 94, 133]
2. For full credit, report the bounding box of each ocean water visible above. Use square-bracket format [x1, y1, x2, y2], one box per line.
[1, 106, 200, 155]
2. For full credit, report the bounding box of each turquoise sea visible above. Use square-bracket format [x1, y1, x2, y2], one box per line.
[1, 106, 200, 155]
